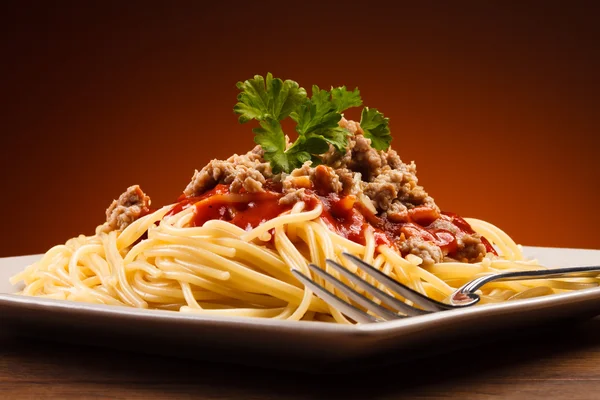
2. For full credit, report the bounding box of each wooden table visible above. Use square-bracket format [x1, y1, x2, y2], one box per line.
[2, 318, 600, 399]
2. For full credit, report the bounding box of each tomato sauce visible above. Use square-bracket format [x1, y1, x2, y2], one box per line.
[315, 194, 497, 258]
[166, 183, 497, 258]
[442, 212, 497, 255]
[165, 184, 292, 231]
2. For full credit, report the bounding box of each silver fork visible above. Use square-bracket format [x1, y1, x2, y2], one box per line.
[291, 253, 600, 323]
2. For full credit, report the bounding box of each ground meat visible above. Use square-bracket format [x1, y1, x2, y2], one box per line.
[280, 164, 357, 204]
[362, 164, 437, 215]
[399, 237, 444, 266]
[288, 162, 313, 179]
[452, 235, 487, 263]
[313, 165, 343, 195]
[283, 164, 345, 195]
[102, 185, 151, 233]
[427, 219, 487, 263]
[348, 135, 383, 180]
[279, 188, 307, 205]
[184, 160, 236, 197]
[321, 119, 436, 216]
[338, 117, 363, 135]
[183, 146, 272, 196]
[282, 163, 317, 196]
[363, 176, 398, 211]
[178, 117, 490, 263]
[322, 120, 402, 178]
[386, 201, 409, 222]
[394, 163, 433, 207]
[427, 219, 459, 235]
[228, 166, 267, 193]
[335, 168, 355, 195]
[384, 148, 402, 170]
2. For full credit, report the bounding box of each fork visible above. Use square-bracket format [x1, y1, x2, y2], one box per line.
[291, 253, 600, 323]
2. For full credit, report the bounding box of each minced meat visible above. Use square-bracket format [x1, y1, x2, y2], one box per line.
[183, 146, 272, 197]
[110, 117, 489, 263]
[102, 185, 151, 232]
[399, 236, 444, 265]
[428, 219, 487, 263]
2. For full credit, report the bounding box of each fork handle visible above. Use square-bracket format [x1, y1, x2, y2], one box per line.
[459, 265, 600, 296]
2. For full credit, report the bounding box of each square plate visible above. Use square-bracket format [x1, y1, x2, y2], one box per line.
[2, 247, 600, 371]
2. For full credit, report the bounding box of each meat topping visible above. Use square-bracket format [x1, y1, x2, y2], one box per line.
[400, 236, 444, 265]
[183, 145, 272, 197]
[110, 118, 491, 264]
[102, 185, 151, 233]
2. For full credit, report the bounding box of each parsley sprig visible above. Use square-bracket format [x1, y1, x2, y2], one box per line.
[234, 73, 391, 173]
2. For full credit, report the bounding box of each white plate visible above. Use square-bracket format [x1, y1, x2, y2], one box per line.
[1, 247, 600, 370]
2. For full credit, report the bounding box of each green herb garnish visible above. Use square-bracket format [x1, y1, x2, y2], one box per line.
[359, 107, 391, 151]
[234, 73, 391, 173]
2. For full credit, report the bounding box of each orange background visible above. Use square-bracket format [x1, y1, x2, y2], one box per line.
[1, 1, 599, 257]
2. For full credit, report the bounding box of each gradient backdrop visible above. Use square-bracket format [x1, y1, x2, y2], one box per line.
[1, 1, 599, 257]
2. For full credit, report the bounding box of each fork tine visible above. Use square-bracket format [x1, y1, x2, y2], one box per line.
[306, 264, 403, 321]
[342, 253, 453, 312]
[325, 260, 431, 317]
[291, 269, 379, 323]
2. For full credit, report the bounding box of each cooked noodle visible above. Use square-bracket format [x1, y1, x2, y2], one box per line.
[11, 202, 595, 323]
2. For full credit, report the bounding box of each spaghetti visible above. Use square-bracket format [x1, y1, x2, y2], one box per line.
[10, 188, 597, 323]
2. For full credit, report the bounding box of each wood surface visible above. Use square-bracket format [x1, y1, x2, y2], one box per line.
[2, 317, 600, 399]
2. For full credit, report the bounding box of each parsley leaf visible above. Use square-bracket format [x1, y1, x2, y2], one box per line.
[314, 127, 350, 153]
[252, 118, 330, 174]
[331, 86, 362, 113]
[252, 118, 285, 158]
[291, 86, 341, 135]
[299, 136, 330, 154]
[235, 74, 392, 173]
[291, 85, 361, 152]
[252, 118, 293, 174]
[360, 107, 392, 150]
[234, 73, 307, 123]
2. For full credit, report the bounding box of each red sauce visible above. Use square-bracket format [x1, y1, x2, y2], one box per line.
[316, 195, 496, 258]
[166, 184, 292, 231]
[442, 212, 498, 255]
[166, 183, 497, 258]
[318, 195, 366, 244]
